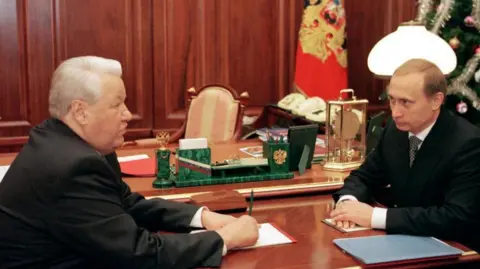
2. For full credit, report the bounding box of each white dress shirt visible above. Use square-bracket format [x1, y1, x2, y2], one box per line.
[338, 121, 436, 229]
[190, 207, 228, 255]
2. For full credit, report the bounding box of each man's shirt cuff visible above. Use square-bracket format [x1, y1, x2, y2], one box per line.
[337, 195, 358, 206]
[191, 207, 227, 256]
[190, 207, 206, 228]
[371, 207, 387, 229]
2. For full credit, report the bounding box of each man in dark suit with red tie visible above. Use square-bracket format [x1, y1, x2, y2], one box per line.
[330, 59, 480, 252]
[0, 56, 259, 269]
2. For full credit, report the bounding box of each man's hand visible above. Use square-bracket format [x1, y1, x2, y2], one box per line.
[216, 215, 259, 250]
[330, 200, 374, 228]
[201, 209, 237, 230]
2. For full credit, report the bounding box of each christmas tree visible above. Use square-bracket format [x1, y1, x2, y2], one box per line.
[417, 0, 480, 125]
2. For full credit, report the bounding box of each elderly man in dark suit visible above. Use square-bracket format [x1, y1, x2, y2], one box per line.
[330, 59, 480, 251]
[0, 56, 259, 269]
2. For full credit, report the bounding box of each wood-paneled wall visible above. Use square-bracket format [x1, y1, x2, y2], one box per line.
[0, 0, 417, 152]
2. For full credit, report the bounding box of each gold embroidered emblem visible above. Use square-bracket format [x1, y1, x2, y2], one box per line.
[273, 149, 287, 165]
[298, 0, 347, 67]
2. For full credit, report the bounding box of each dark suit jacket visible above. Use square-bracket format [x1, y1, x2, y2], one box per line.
[0, 118, 224, 269]
[334, 109, 480, 251]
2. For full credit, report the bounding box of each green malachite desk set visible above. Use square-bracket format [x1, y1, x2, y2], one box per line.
[152, 132, 294, 189]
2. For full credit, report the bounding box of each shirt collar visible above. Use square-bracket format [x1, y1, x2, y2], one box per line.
[408, 121, 435, 141]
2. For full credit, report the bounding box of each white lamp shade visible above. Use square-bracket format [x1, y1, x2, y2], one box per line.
[367, 24, 457, 76]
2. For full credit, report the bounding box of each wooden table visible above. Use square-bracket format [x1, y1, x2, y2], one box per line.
[2, 141, 478, 268]
[223, 195, 480, 269]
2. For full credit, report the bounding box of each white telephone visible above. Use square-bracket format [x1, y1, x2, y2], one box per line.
[277, 93, 306, 111]
[292, 97, 326, 116]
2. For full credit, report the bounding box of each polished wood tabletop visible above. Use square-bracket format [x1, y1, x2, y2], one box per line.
[0, 140, 349, 202]
[2, 141, 478, 268]
[222, 195, 480, 269]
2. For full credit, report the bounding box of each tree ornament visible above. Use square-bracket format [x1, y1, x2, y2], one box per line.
[449, 37, 460, 49]
[464, 15, 475, 27]
[475, 46, 480, 55]
[475, 68, 480, 83]
[457, 101, 468, 114]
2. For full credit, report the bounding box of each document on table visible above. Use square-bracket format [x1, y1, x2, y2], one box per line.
[191, 223, 296, 249]
[322, 218, 372, 233]
[0, 165, 10, 183]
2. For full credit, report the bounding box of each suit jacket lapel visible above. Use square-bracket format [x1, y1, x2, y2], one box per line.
[407, 109, 452, 201]
[391, 130, 410, 194]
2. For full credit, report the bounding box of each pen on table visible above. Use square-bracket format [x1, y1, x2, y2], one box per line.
[248, 189, 254, 216]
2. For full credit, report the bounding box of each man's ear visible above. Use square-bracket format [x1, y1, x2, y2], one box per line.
[70, 100, 90, 125]
[431, 92, 444, 110]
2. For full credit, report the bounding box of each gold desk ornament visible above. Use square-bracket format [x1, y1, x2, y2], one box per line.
[153, 132, 173, 188]
[322, 89, 368, 171]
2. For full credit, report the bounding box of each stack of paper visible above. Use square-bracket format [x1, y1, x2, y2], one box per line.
[191, 223, 295, 250]
[241, 223, 296, 249]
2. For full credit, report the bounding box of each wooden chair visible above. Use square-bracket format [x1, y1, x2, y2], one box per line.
[126, 84, 249, 147]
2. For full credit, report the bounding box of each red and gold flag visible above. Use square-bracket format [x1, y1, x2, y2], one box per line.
[293, 0, 348, 101]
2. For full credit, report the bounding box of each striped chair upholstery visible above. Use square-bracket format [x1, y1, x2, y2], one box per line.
[185, 86, 240, 142]
[171, 84, 249, 143]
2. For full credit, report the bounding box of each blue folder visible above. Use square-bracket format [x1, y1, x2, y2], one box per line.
[333, 235, 463, 266]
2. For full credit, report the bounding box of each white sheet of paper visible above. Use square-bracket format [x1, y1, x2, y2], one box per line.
[117, 154, 149, 163]
[0, 165, 10, 183]
[240, 223, 294, 249]
[179, 138, 208, 150]
[323, 218, 372, 233]
[191, 223, 294, 249]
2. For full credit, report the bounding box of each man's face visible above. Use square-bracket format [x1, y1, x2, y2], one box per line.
[388, 72, 442, 134]
[80, 75, 132, 154]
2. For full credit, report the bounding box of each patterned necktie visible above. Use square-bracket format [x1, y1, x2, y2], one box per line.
[409, 136, 422, 167]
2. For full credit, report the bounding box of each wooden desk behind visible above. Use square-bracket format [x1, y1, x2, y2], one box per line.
[117, 140, 347, 201]
[224, 195, 479, 269]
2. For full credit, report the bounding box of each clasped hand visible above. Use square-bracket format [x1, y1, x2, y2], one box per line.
[329, 200, 374, 229]
[201, 209, 259, 250]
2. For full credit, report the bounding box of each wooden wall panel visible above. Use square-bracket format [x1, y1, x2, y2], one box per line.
[344, 0, 417, 108]
[152, 0, 196, 132]
[0, 0, 418, 151]
[152, 0, 303, 132]
[56, 0, 153, 138]
[0, 0, 42, 152]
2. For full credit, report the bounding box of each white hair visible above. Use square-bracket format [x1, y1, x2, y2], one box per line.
[48, 56, 123, 118]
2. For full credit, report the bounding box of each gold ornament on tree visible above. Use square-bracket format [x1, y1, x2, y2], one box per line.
[449, 36, 460, 49]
